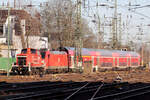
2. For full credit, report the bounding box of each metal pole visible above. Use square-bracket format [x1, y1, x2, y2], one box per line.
[112, 0, 118, 49]
[141, 43, 144, 66]
[96, 3, 101, 49]
[14, 0, 16, 8]
[115, 0, 118, 49]
[79, 0, 82, 71]
[98, 16, 101, 49]
[7, 7, 10, 76]
[75, 0, 82, 71]
[119, 13, 122, 46]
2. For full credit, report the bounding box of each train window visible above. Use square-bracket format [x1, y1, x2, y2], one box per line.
[40, 52, 46, 59]
[121, 48, 127, 51]
[31, 49, 36, 54]
[21, 49, 27, 54]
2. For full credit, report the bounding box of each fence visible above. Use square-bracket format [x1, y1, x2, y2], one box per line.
[0, 57, 16, 71]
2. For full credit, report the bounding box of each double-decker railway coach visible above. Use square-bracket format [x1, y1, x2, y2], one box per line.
[60, 47, 141, 71]
[11, 47, 141, 74]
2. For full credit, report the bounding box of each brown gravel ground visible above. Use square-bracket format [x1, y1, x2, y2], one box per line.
[0, 69, 150, 83]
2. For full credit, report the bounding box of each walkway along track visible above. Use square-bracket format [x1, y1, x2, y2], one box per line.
[0, 81, 150, 100]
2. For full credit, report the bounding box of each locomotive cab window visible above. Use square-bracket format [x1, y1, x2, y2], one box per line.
[21, 49, 27, 54]
[31, 49, 36, 54]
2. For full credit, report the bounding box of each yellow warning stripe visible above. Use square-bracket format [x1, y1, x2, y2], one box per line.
[82, 56, 91, 58]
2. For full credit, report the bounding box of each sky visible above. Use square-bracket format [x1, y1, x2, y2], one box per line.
[82, 0, 150, 44]
[1, 0, 150, 45]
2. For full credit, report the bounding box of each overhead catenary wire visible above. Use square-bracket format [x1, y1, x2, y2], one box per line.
[106, 2, 150, 19]
[88, 0, 150, 47]
[131, 4, 150, 10]
[83, 1, 150, 20]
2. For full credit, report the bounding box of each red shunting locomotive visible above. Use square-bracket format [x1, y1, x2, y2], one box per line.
[11, 47, 141, 74]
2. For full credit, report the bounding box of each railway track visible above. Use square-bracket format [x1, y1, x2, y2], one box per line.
[0, 81, 150, 100]
[0, 81, 87, 95]
[0, 81, 126, 99]
[92, 83, 150, 100]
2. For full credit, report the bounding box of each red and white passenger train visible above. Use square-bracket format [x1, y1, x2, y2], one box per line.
[11, 47, 141, 74]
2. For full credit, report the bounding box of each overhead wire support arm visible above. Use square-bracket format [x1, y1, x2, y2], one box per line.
[130, 4, 150, 10]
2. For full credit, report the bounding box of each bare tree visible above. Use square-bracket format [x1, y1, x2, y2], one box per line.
[41, 0, 94, 49]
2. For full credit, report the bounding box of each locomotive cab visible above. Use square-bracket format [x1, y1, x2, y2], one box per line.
[11, 48, 43, 74]
[17, 48, 40, 66]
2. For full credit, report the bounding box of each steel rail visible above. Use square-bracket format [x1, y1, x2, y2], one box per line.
[65, 82, 90, 100]
[0, 81, 77, 93]
[3, 82, 129, 100]
[92, 84, 150, 100]
[0, 81, 134, 100]
[2, 83, 100, 100]
[90, 82, 104, 100]
[2, 83, 105, 100]
[120, 89, 150, 100]
[1, 82, 92, 99]
[0, 81, 51, 90]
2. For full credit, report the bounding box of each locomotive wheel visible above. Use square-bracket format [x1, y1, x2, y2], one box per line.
[16, 70, 24, 75]
[16, 70, 21, 75]
[39, 68, 45, 77]
[29, 68, 36, 75]
[30, 68, 45, 76]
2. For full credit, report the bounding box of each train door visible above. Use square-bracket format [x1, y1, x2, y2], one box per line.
[115, 57, 119, 67]
[96, 57, 100, 71]
[70, 56, 74, 68]
[112, 53, 119, 67]
[67, 54, 71, 69]
[113, 57, 115, 67]
[92, 56, 94, 70]
[127, 57, 131, 67]
[93, 56, 98, 72]
[40, 50, 47, 67]
[30, 49, 41, 67]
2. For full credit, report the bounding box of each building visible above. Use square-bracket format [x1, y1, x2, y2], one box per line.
[0, 9, 48, 57]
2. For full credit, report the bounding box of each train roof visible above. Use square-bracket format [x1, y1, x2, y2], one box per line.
[61, 47, 140, 57]
[50, 51, 67, 54]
